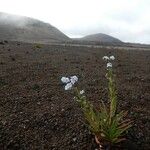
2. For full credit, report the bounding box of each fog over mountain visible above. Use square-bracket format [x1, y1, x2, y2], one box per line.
[0, 12, 69, 43]
[0, 0, 150, 44]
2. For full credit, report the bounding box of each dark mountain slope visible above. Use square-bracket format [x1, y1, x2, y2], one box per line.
[78, 33, 122, 43]
[0, 12, 70, 43]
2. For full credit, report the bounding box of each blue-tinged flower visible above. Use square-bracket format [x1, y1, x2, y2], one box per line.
[65, 82, 73, 90]
[110, 56, 115, 60]
[70, 78, 76, 84]
[70, 76, 78, 82]
[103, 56, 110, 61]
[61, 77, 70, 84]
[107, 62, 112, 68]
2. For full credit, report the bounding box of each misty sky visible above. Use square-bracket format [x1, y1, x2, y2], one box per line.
[0, 0, 150, 44]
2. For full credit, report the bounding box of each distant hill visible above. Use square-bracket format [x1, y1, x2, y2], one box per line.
[77, 33, 122, 43]
[0, 12, 70, 44]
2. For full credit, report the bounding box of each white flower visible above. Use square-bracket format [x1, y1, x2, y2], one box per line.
[70, 76, 78, 84]
[71, 76, 78, 82]
[109, 56, 115, 60]
[61, 75, 78, 90]
[103, 56, 109, 61]
[61, 77, 70, 84]
[80, 90, 85, 95]
[70, 78, 76, 84]
[107, 62, 112, 68]
[65, 82, 73, 90]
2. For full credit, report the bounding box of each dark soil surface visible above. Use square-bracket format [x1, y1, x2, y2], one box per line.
[0, 41, 150, 150]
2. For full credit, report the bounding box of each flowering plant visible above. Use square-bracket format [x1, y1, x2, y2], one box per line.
[61, 56, 132, 149]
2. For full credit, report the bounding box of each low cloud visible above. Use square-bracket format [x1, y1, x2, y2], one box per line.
[0, 0, 150, 43]
[0, 12, 31, 27]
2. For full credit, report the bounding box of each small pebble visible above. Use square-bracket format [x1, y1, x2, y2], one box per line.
[37, 102, 41, 105]
[73, 137, 77, 142]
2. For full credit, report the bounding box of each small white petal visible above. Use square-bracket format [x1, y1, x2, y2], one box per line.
[107, 62, 112, 68]
[61, 77, 70, 83]
[110, 56, 115, 60]
[80, 90, 85, 95]
[102, 56, 109, 60]
[65, 83, 73, 90]
[70, 78, 76, 84]
[70, 76, 78, 82]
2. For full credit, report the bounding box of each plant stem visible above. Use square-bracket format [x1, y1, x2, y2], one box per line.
[108, 69, 117, 124]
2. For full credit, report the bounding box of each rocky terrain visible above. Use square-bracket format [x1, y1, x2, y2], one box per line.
[0, 40, 150, 149]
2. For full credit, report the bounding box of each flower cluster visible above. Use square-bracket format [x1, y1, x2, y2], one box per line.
[103, 55, 115, 61]
[103, 55, 115, 68]
[61, 75, 78, 90]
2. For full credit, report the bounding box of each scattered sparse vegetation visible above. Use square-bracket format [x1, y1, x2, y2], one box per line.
[0, 41, 5, 45]
[9, 56, 16, 61]
[32, 84, 40, 91]
[35, 44, 42, 49]
[0, 78, 7, 87]
[0, 62, 5, 65]
[4, 40, 8, 44]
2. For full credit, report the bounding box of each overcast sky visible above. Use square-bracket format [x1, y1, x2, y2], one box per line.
[0, 0, 150, 44]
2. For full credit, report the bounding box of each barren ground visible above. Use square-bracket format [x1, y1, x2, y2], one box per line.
[0, 41, 150, 150]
